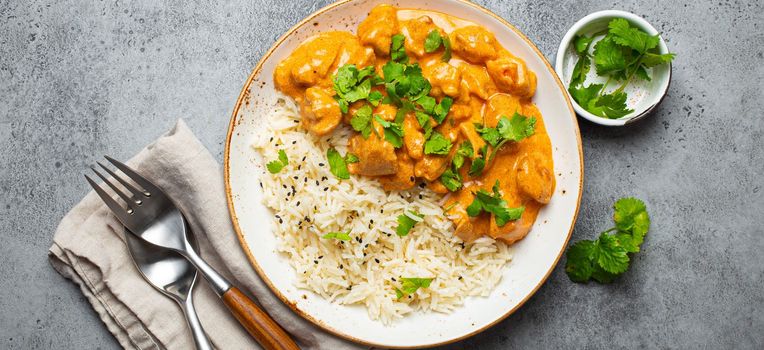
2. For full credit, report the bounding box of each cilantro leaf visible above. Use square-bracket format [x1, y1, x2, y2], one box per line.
[333, 64, 382, 113]
[441, 35, 452, 62]
[395, 277, 433, 299]
[390, 34, 408, 63]
[565, 240, 596, 283]
[573, 34, 594, 54]
[266, 149, 288, 174]
[327, 147, 352, 180]
[415, 111, 433, 139]
[396, 211, 423, 237]
[424, 132, 453, 155]
[641, 52, 676, 68]
[350, 104, 373, 138]
[593, 36, 627, 77]
[374, 115, 404, 148]
[570, 54, 591, 87]
[608, 18, 660, 54]
[466, 180, 524, 226]
[424, 30, 442, 53]
[452, 141, 473, 170]
[468, 144, 488, 176]
[613, 197, 650, 245]
[593, 91, 633, 119]
[440, 167, 462, 192]
[432, 97, 453, 124]
[596, 232, 630, 274]
[322, 231, 351, 241]
[345, 153, 359, 163]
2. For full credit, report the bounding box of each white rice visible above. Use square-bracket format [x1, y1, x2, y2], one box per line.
[251, 99, 512, 324]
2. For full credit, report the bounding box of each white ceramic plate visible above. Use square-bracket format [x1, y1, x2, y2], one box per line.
[225, 0, 583, 348]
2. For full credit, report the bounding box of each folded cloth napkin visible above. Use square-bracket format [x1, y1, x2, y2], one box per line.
[49, 119, 363, 350]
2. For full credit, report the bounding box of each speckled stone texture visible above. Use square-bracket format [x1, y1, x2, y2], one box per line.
[1, 0, 762, 348]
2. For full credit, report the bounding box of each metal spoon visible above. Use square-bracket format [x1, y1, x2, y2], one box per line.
[124, 230, 213, 350]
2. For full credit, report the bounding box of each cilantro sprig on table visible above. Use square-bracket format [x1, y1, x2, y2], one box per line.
[565, 197, 651, 283]
[568, 18, 675, 119]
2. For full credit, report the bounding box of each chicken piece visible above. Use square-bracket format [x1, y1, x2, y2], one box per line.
[399, 16, 439, 58]
[449, 26, 499, 63]
[422, 61, 461, 97]
[414, 122, 458, 181]
[449, 103, 472, 122]
[516, 152, 554, 204]
[458, 64, 497, 100]
[273, 32, 350, 97]
[490, 213, 534, 245]
[427, 180, 449, 194]
[348, 121, 398, 176]
[485, 93, 522, 127]
[486, 55, 537, 99]
[300, 87, 342, 135]
[379, 150, 416, 191]
[333, 36, 376, 71]
[374, 103, 398, 121]
[402, 113, 425, 160]
[448, 189, 492, 242]
[357, 4, 399, 55]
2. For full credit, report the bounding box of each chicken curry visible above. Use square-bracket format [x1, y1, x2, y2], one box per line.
[273, 4, 555, 245]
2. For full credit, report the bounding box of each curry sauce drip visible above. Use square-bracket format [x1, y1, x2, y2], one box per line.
[273, 4, 555, 245]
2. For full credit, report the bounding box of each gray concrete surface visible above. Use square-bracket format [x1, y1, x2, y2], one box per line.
[1, 0, 762, 348]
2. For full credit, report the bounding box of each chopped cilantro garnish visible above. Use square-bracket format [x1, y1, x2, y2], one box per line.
[390, 34, 408, 63]
[266, 149, 288, 174]
[394, 277, 433, 299]
[374, 115, 404, 148]
[465, 180, 524, 227]
[333, 64, 382, 113]
[326, 147, 357, 180]
[350, 104, 373, 138]
[468, 144, 488, 177]
[395, 211, 423, 237]
[322, 231, 351, 241]
[440, 167, 462, 192]
[452, 141, 473, 170]
[423, 30, 451, 62]
[476, 113, 536, 164]
[424, 132, 452, 155]
[565, 197, 651, 283]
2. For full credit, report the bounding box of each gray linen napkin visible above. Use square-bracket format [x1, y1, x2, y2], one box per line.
[48, 119, 363, 350]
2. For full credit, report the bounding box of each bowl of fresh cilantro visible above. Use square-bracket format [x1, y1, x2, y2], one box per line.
[555, 10, 676, 126]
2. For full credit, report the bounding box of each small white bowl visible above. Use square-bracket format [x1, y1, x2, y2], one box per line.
[555, 10, 672, 126]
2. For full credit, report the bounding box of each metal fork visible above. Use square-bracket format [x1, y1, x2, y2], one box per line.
[86, 156, 299, 350]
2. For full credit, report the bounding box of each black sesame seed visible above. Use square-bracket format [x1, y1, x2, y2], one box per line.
[370, 219, 374, 224]
[419, 194, 423, 199]
[279, 218, 283, 224]
[292, 141, 297, 145]
[296, 201, 301, 206]
[315, 180, 320, 186]
[282, 184, 287, 189]
[293, 175, 298, 180]
[297, 165, 302, 170]
[323, 187, 328, 191]
[339, 264, 344, 269]
[409, 176, 415, 182]
[458, 276, 463, 280]
[391, 277, 396, 281]
[374, 258, 380, 263]
[314, 260, 318, 264]
[302, 156, 307, 161]
[318, 163, 325, 167]
[318, 255, 323, 259]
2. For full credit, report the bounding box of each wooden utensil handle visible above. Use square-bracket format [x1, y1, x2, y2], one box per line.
[222, 287, 300, 350]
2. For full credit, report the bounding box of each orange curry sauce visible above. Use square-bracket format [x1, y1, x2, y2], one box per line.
[273, 5, 555, 245]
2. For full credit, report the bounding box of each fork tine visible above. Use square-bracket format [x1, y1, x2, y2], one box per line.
[90, 166, 137, 206]
[96, 161, 144, 204]
[85, 174, 134, 228]
[104, 156, 156, 196]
